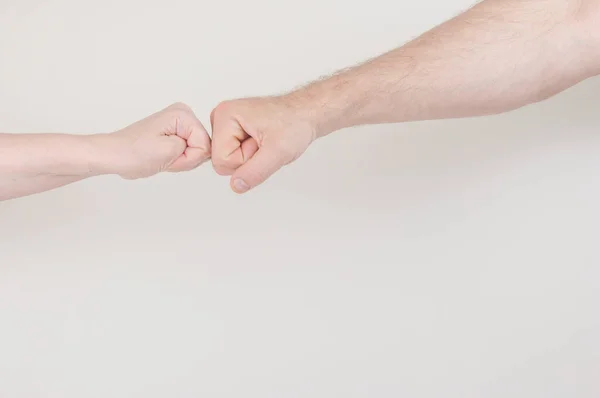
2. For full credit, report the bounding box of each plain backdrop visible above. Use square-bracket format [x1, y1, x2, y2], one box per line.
[1, 0, 599, 397]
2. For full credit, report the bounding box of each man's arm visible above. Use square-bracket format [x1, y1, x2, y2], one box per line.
[296, 0, 598, 135]
[0, 103, 211, 202]
[210, 0, 600, 193]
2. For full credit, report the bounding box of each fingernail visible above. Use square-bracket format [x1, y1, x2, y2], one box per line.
[233, 178, 250, 193]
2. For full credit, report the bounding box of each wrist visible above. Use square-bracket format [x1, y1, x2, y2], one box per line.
[282, 78, 359, 139]
[282, 59, 405, 137]
[86, 132, 123, 176]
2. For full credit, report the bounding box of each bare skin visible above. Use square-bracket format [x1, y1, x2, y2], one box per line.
[211, 0, 600, 194]
[0, 103, 211, 201]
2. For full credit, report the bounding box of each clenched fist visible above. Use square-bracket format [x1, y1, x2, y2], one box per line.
[210, 96, 318, 193]
[110, 102, 211, 179]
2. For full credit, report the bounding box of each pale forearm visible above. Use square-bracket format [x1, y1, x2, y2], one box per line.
[292, 0, 600, 136]
[0, 103, 212, 201]
[0, 133, 117, 201]
[0, 174, 86, 201]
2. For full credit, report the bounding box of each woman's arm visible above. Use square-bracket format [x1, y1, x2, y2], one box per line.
[0, 102, 211, 201]
[0, 133, 116, 201]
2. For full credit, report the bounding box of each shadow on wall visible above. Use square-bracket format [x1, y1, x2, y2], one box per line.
[287, 76, 600, 208]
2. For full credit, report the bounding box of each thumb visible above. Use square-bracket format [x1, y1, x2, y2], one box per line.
[230, 145, 286, 194]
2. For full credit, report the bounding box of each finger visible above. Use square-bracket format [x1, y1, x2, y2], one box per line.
[176, 112, 211, 150]
[168, 111, 211, 172]
[164, 135, 189, 172]
[187, 122, 211, 151]
[230, 145, 286, 194]
[213, 137, 259, 176]
[167, 146, 210, 172]
[240, 136, 259, 163]
[210, 104, 249, 173]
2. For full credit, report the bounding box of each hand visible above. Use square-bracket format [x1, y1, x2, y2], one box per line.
[210, 96, 317, 193]
[110, 102, 211, 180]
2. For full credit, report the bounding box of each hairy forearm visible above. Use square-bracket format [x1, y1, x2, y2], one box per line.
[0, 133, 116, 201]
[291, 0, 600, 136]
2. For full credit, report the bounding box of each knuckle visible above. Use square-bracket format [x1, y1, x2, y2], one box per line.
[201, 127, 212, 142]
[169, 102, 192, 113]
[213, 164, 233, 176]
[188, 148, 210, 167]
[164, 104, 197, 126]
[189, 124, 211, 146]
[211, 152, 237, 171]
[213, 100, 235, 118]
[212, 98, 254, 122]
[200, 143, 212, 159]
[212, 158, 238, 172]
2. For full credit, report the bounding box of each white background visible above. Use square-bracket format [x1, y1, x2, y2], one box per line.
[1, 0, 599, 397]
